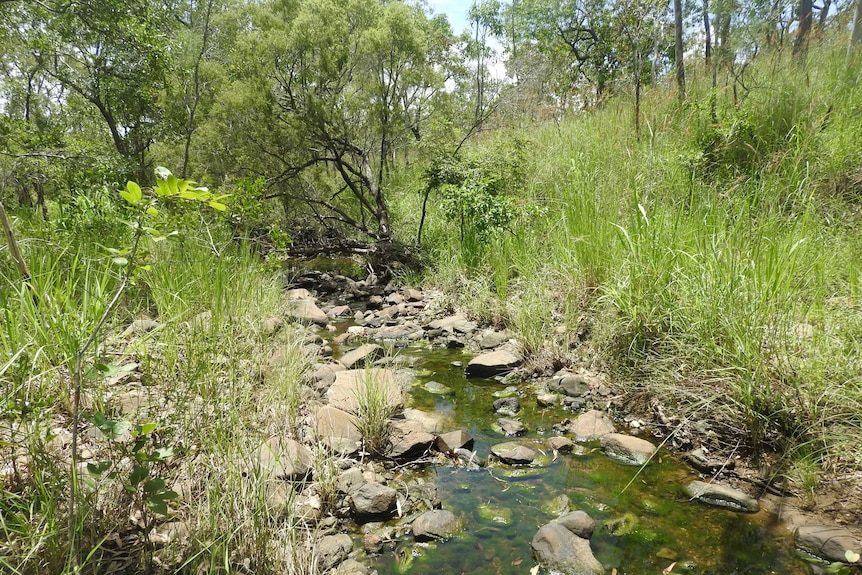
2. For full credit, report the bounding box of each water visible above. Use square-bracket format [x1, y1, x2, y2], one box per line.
[361, 345, 807, 575]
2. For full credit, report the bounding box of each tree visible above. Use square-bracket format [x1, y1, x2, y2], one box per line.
[851, 0, 862, 49]
[674, 0, 686, 99]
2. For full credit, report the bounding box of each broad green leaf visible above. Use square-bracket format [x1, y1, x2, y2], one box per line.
[208, 201, 227, 212]
[130, 465, 148, 486]
[143, 478, 166, 493]
[152, 446, 175, 460]
[87, 461, 112, 477]
[110, 420, 131, 438]
[166, 175, 180, 195]
[112, 257, 129, 267]
[146, 497, 169, 516]
[159, 490, 179, 501]
[135, 422, 157, 435]
[146, 206, 159, 217]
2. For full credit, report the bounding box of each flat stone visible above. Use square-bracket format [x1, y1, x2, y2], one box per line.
[388, 420, 435, 460]
[547, 436, 575, 453]
[427, 313, 477, 334]
[257, 437, 312, 480]
[403, 289, 424, 302]
[490, 442, 536, 465]
[315, 405, 362, 454]
[493, 397, 521, 414]
[454, 448, 485, 467]
[403, 408, 446, 433]
[121, 318, 158, 338]
[477, 329, 510, 349]
[531, 522, 604, 575]
[796, 525, 862, 563]
[311, 363, 346, 389]
[682, 447, 735, 473]
[496, 417, 526, 436]
[412, 509, 461, 541]
[600, 433, 657, 465]
[570, 410, 616, 442]
[286, 299, 328, 325]
[317, 533, 352, 570]
[340, 344, 385, 369]
[424, 381, 453, 395]
[328, 305, 352, 318]
[333, 559, 368, 575]
[550, 374, 593, 397]
[350, 482, 397, 518]
[555, 510, 596, 539]
[326, 369, 403, 414]
[685, 480, 760, 513]
[465, 349, 523, 378]
[435, 430, 474, 453]
[285, 288, 312, 300]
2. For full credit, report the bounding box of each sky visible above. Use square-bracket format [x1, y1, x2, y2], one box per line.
[426, 0, 471, 34]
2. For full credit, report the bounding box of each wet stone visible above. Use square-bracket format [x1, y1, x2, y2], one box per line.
[555, 510, 596, 539]
[490, 442, 536, 465]
[435, 430, 474, 453]
[424, 381, 453, 395]
[317, 533, 353, 570]
[685, 480, 760, 513]
[600, 433, 657, 465]
[465, 349, 523, 378]
[547, 436, 575, 453]
[493, 396, 521, 415]
[570, 410, 616, 442]
[531, 521, 604, 575]
[496, 417, 526, 437]
[412, 510, 461, 541]
[795, 525, 862, 563]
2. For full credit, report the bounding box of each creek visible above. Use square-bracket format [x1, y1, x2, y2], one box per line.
[355, 346, 807, 575]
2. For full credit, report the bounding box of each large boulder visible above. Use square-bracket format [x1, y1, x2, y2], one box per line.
[340, 344, 385, 369]
[600, 433, 657, 465]
[570, 410, 616, 442]
[350, 482, 398, 518]
[315, 405, 362, 454]
[257, 437, 312, 480]
[326, 369, 403, 414]
[684, 480, 760, 513]
[285, 298, 328, 325]
[795, 525, 862, 563]
[531, 522, 604, 575]
[555, 511, 596, 539]
[465, 349, 523, 378]
[412, 510, 462, 541]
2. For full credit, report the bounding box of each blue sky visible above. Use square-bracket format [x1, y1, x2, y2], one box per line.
[427, 0, 471, 34]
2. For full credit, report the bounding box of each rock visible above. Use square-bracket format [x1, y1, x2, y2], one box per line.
[403, 289, 424, 302]
[285, 288, 312, 300]
[338, 467, 365, 495]
[542, 494, 572, 517]
[257, 437, 312, 480]
[328, 305, 352, 318]
[555, 511, 596, 539]
[333, 559, 368, 575]
[311, 363, 346, 389]
[262, 316, 283, 336]
[388, 420, 435, 460]
[317, 533, 353, 570]
[477, 329, 510, 349]
[570, 410, 616, 442]
[315, 405, 362, 454]
[685, 480, 760, 513]
[496, 417, 526, 436]
[412, 510, 461, 541]
[340, 344, 386, 369]
[550, 373, 593, 397]
[120, 318, 158, 338]
[537, 393, 559, 407]
[114, 389, 148, 416]
[604, 512, 639, 536]
[326, 369, 403, 414]
[435, 430, 474, 453]
[683, 447, 734, 474]
[350, 482, 397, 518]
[424, 381, 453, 395]
[490, 442, 536, 464]
[493, 397, 521, 414]
[465, 349, 523, 378]
[364, 533, 384, 554]
[795, 525, 862, 563]
[547, 436, 575, 453]
[286, 299, 328, 325]
[427, 314, 477, 335]
[531, 522, 604, 575]
[403, 408, 447, 433]
[600, 433, 657, 465]
[148, 521, 190, 545]
[478, 502, 513, 525]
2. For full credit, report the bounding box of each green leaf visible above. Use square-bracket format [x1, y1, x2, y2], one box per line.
[208, 201, 227, 212]
[152, 446, 174, 460]
[130, 465, 148, 486]
[146, 206, 159, 217]
[112, 257, 129, 267]
[120, 181, 142, 205]
[145, 497, 169, 516]
[159, 490, 179, 501]
[135, 422, 157, 436]
[143, 478, 166, 493]
[846, 550, 860, 563]
[109, 420, 131, 439]
[155, 166, 171, 180]
[87, 461, 112, 477]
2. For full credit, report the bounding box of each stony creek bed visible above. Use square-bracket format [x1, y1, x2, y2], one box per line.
[277, 265, 861, 575]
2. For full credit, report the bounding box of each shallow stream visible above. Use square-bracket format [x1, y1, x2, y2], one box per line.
[362, 345, 808, 575]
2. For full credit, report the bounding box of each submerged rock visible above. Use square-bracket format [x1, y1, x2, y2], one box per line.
[684, 480, 760, 513]
[490, 442, 536, 465]
[600, 433, 657, 465]
[478, 502, 513, 525]
[531, 521, 604, 575]
[424, 381, 453, 395]
[412, 510, 461, 541]
[496, 417, 527, 437]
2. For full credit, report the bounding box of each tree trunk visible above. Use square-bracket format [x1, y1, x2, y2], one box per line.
[675, 0, 687, 100]
[704, 0, 712, 68]
[851, 0, 862, 48]
[794, 0, 813, 55]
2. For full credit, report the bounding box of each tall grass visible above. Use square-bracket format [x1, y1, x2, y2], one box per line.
[418, 39, 862, 486]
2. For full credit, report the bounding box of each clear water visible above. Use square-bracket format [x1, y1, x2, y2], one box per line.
[362, 344, 807, 575]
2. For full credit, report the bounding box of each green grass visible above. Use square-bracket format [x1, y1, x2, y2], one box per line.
[416, 38, 862, 488]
